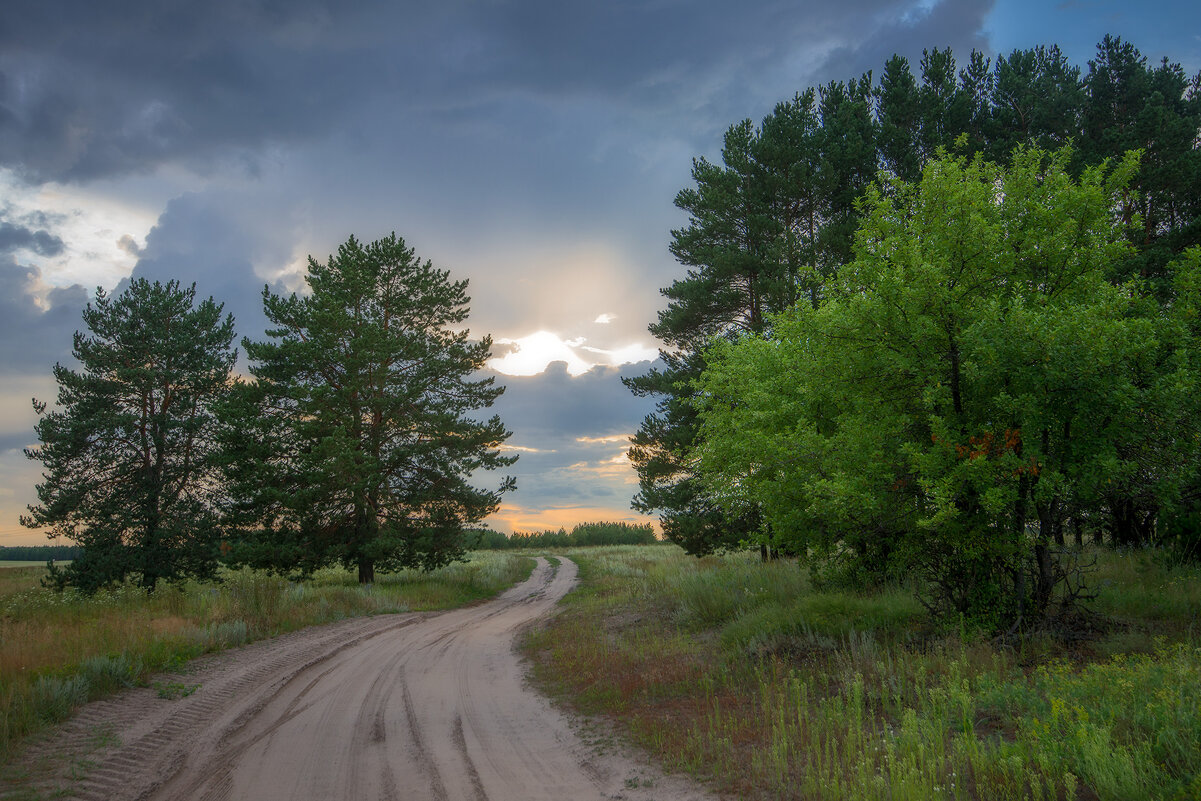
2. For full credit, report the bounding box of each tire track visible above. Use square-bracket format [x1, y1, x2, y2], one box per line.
[9, 558, 716, 801]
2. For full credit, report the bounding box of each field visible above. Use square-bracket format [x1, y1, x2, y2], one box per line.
[0, 553, 533, 763]
[0, 563, 70, 570]
[524, 544, 1201, 801]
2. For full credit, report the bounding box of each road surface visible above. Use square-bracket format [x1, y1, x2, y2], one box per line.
[24, 557, 714, 801]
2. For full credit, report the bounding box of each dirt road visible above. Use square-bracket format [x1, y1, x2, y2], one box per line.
[25, 557, 714, 801]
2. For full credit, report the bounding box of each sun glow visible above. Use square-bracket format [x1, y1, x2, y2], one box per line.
[487, 330, 657, 377]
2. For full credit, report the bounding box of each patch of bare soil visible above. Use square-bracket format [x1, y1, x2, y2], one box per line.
[5, 557, 717, 801]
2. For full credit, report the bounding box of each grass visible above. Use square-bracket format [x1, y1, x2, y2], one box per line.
[523, 544, 1201, 801]
[0, 552, 533, 764]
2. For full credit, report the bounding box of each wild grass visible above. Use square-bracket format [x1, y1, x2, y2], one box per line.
[524, 544, 1201, 801]
[0, 553, 533, 763]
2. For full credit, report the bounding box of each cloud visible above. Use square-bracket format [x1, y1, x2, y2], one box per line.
[123, 192, 299, 346]
[594, 313, 616, 324]
[0, 261, 87, 371]
[116, 234, 143, 258]
[487, 330, 658, 377]
[576, 434, 631, 445]
[0, 0, 995, 187]
[0, 222, 64, 257]
[489, 331, 595, 376]
[478, 359, 659, 521]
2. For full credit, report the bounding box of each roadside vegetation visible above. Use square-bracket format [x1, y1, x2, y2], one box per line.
[525, 544, 1201, 801]
[0, 552, 532, 763]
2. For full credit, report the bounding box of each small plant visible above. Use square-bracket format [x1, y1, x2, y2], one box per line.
[153, 682, 201, 700]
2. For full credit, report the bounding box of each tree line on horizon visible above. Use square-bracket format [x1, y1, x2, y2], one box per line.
[471, 521, 657, 550]
[22, 234, 517, 592]
[627, 35, 1201, 632]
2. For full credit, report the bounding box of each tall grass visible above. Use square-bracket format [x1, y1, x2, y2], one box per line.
[0, 553, 532, 763]
[525, 544, 1201, 801]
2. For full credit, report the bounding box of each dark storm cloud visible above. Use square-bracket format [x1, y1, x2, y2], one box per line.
[0, 260, 87, 371]
[816, 0, 994, 82]
[0, 0, 378, 182]
[123, 193, 290, 346]
[0, 0, 993, 184]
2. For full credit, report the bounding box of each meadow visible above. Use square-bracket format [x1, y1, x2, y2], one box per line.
[0, 553, 533, 763]
[524, 544, 1201, 801]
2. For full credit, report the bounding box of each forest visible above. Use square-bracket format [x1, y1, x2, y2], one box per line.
[625, 34, 1201, 633]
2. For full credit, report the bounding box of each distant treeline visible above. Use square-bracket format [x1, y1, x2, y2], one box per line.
[471, 522, 657, 550]
[0, 545, 81, 562]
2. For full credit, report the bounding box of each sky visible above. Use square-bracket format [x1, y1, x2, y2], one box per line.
[1, 0, 1198, 545]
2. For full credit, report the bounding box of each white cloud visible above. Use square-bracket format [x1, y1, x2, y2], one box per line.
[580, 342, 659, 367]
[575, 434, 630, 444]
[1, 168, 158, 291]
[594, 312, 616, 324]
[488, 330, 594, 376]
[487, 330, 658, 376]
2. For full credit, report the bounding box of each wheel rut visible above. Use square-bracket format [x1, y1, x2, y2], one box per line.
[7, 557, 717, 801]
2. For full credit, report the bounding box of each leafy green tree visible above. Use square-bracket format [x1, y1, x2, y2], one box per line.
[22, 279, 236, 592]
[221, 233, 514, 583]
[696, 148, 1199, 630]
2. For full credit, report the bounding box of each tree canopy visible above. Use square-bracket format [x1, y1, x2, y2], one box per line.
[694, 147, 1201, 630]
[23, 279, 237, 592]
[221, 233, 515, 583]
[629, 37, 1201, 557]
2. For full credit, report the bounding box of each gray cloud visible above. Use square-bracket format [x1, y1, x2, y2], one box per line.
[0, 260, 87, 371]
[816, 0, 994, 82]
[0, 0, 991, 185]
[122, 192, 294, 347]
[0, 221, 64, 257]
[482, 359, 658, 510]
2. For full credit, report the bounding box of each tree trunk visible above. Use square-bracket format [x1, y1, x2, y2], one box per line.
[358, 557, 375, 585]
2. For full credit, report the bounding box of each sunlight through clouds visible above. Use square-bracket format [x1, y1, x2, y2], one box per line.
[487, 330, 657, 376]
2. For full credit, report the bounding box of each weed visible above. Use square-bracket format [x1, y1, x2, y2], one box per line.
[153, 682, 200, 700]
[525, 544, 1201, 801]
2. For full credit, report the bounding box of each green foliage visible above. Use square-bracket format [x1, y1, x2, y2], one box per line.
[0, 546, 81, 563]
[22, 279, 237, 593]
[633, 36, 1201, 559]
[220, 233, 516, 582]
[527, 545, 1201, 801]
[696, 147, 1201, 631]
[476, 521, 657, 550]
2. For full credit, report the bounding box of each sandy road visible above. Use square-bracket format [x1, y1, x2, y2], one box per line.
[29, 557, 714, 801]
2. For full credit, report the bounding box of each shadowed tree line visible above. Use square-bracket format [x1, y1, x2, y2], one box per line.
[629, 36, 1201, 632]
[471, 521, 657, 550]
[23, 234, 516, 592]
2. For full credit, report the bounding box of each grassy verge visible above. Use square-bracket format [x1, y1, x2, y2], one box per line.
[0, 552, 533, 763]
[524, 544, 1201, 800]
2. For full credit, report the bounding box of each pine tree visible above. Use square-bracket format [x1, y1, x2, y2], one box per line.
[222, 233, 515, 582]
[23, 279, 236, 592]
